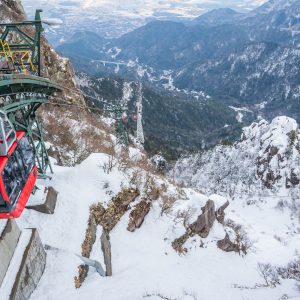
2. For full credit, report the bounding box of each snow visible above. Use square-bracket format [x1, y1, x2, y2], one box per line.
[0, 230, 32, 300]
[171, 116, 300, 297]
[0, 137, 292, 300]
[229, 106, 253, 122]
[174, 116, 300, 197]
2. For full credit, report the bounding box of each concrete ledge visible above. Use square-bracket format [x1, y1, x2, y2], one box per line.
[0, 220, 21, 287]
[27, 186, 58, 214]
[10, 229, 46, 300]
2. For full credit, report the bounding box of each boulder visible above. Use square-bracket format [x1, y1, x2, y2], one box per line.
[100, 188, 140, 232]
[217, 233, 240, 253]
[188, 200, 216, 238]
[171, 233, 189, 254]
[26, 187, 58, 215]
[10, 229, 46, 300]
[74, 265, 89, 289]
[172, 200, 221, 253]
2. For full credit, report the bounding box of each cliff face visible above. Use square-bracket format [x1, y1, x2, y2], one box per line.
[0, 0, 84, 104]
[0, 0, 25, 21]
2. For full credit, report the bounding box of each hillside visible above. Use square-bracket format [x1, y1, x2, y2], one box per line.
[76, 73, 247, 159]
[173, 116, 300, 196]
[12, 127, 300, 300]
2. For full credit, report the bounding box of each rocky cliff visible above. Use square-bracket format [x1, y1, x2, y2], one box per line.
[173, 116, 300, 197]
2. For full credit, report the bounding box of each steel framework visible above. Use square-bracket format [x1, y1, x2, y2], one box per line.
[0, 12, 62, 177]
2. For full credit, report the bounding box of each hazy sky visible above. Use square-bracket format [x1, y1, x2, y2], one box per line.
[23, 0, 268, 19]
[22, 0, 269, 43]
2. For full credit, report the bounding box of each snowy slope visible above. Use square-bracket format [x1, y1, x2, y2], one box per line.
[174, 116, 300, 197]
[5, 146, 298, 300]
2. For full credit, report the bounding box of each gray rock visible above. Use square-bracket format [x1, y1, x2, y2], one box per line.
[101, 229, 112, 276]
[27, 187, 58, 215]
[189, 200, 216, 238]
[217, 233, 240, 253]
[127, 200, 151, 232]
[216, 200, 230, 224]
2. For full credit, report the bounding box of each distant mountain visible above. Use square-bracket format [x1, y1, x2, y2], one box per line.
[192, 0, 300, 47]
[23, 0, 267, 45]
[56, 31, 106, 59]
[113, 21, 250, 70]
[193, 8, 242, 26]
[174, 42, 300, 121]
[241, 0, 300, 46]
[56, 0, 300, 149]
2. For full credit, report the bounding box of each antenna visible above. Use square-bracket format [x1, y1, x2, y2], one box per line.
[136, 82, 144, 144]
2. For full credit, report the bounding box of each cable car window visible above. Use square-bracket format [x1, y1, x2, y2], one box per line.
[0, 192, 6, 207]
[2, 155, 22, 205]
[17, 137, 35, 173]
[2, 137, 34, 205]
[14, 147, 27, 184]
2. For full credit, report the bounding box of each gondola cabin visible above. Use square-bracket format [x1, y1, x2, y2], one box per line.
[0, 114, 37, 219]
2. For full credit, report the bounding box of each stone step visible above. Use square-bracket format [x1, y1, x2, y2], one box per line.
[27, 186, 58, 215]
[0, 220, 21, 289]
[0, 222, 46, 300]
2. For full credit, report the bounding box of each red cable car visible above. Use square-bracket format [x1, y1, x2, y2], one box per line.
[121, 112, 128, 124]
[0, 113, 37, 219]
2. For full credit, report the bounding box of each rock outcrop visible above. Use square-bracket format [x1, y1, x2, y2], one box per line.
[217, 233, 240, 253]
[0, 220, 21, 288]
[188, 200, 216, 238]
[100, 188, 140, 232]
[0, 0, 25, 22]
[172, 199, 230, 254]
[75, 188, 140, 288]
[216, 200, 230, 224]
[127, 200, 151, 232]
[101, 230, 112, 277]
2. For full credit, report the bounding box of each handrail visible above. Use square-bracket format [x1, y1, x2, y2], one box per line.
[0, 40, 15, 64]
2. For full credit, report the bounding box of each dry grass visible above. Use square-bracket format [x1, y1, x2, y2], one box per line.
[40, 105, 115, 166]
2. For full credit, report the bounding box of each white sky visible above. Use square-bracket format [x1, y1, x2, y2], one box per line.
[21, 0, 269, 42]
[23, 0, 268, 19]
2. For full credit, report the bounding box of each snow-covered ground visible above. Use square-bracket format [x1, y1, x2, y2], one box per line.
[2, 146, 297, 300]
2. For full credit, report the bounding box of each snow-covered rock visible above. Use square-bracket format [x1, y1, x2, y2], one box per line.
[173, 116, 300, 197]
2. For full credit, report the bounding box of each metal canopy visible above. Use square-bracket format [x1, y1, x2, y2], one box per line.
[0, 10, 43, 76]
[0, 74, 61, 94]
[0, 11, 62, 178]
